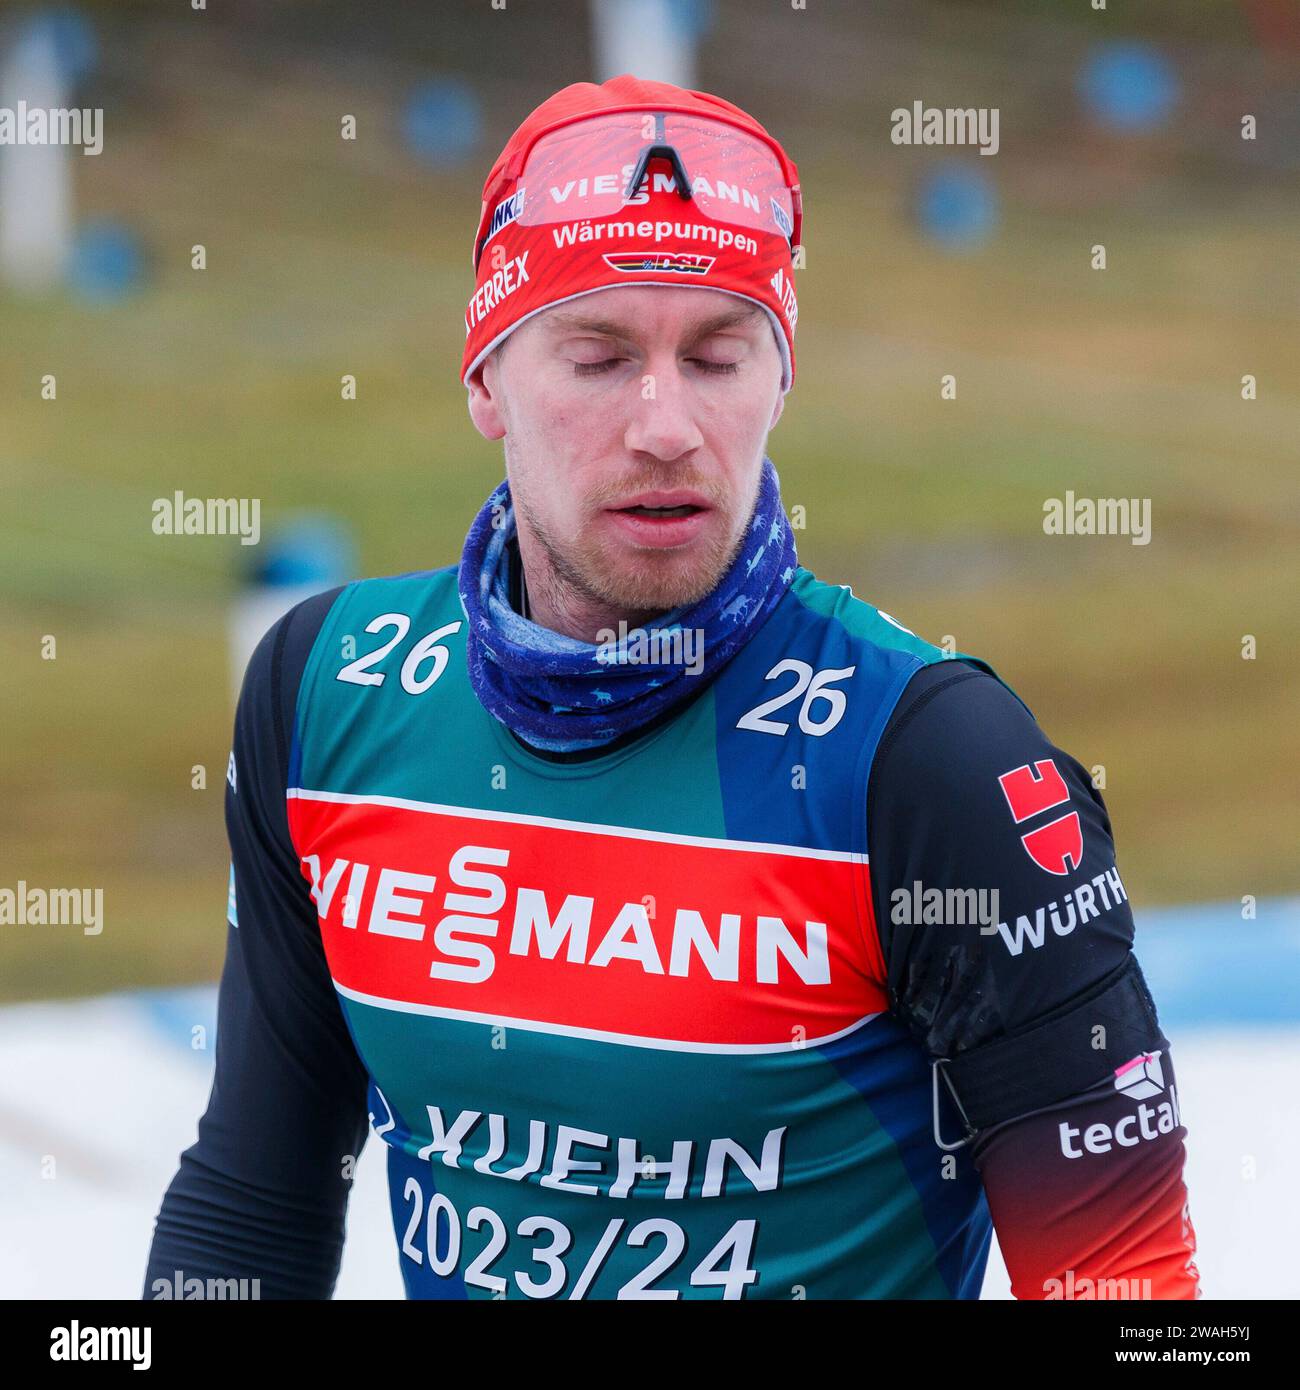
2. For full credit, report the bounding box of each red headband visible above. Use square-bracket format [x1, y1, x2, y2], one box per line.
[462, 74, 802, 393]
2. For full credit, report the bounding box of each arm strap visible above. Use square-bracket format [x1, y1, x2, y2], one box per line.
[932, 954, 1168, 1146]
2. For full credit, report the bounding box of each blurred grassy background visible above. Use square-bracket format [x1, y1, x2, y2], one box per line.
[1, 0, 1296, 1001]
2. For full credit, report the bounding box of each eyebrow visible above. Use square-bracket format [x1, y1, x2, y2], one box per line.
[544, 303, 764, 345]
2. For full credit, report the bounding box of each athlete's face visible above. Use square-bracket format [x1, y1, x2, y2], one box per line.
[467, 285, 785, 622]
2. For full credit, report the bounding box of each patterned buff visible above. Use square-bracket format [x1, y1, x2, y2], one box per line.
[458, 457, 798, 753]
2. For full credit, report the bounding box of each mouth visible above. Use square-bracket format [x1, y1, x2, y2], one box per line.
[617, 503, 702, 519]
[604, 492, 712, 548]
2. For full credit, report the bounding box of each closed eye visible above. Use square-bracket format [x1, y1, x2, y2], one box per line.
[572, 358, 741, 377]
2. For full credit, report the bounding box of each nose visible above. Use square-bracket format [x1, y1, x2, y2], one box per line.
[622, 357, 705, 462]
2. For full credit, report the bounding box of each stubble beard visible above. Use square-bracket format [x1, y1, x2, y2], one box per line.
[515, 482, 749, 619]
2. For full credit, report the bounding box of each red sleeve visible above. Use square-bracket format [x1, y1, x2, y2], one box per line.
[974, 1051, 1200, 1299]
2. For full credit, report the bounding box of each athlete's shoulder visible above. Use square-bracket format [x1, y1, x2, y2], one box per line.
[328, 562, 463, 617]
[783, 566, 1030, 714]
[784, 566, 954, 666]
[238, 564, 460, 722]
[344, 561, 462, 594]
[293, 564, 464, 664]
[237, 585, 348, 740]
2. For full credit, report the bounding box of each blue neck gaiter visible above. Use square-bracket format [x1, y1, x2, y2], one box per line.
[457, 456, 798, 753]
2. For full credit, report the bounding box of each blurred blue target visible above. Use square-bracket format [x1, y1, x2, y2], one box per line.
[252, 515, 357, 588]
[1079, 41, 1179, 132]
[666, 0, 717, 39]
[16, 6, 98, 85]
[401, 77, 482, 168]
[915, 163, 999, 252]
[67, 220, 145, 303]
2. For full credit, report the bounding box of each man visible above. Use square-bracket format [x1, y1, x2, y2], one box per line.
[145, 75, 1199, 1300]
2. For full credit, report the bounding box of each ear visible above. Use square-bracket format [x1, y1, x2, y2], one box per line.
[769, 388, 786, 432]
[466, 349, 508, 441]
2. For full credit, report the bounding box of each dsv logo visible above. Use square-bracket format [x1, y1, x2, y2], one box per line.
[997, 759, 1082, 876]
